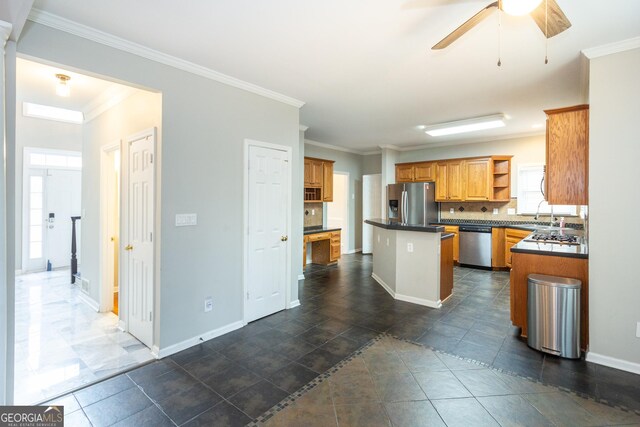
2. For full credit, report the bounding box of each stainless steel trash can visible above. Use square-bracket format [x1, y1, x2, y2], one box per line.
[527, 274, 581, 359]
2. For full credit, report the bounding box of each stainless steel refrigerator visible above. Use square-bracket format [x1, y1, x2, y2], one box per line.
[387, 182, 439, 226]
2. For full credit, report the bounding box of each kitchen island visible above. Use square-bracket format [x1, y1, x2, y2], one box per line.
[365, 219, 450, 308]
[510, 232, 589, 350]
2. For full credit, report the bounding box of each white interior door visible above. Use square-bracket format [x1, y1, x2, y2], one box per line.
[44, 169, 82, 269]
[126, 133, 154, 347]
[327, 173, 349, 254]
[363, 174, 382, 254]
[246, 144, 288, 322]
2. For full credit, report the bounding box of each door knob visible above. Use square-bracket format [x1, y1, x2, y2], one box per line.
[281, 236, 288, 242]
[125, 244, 133, 251]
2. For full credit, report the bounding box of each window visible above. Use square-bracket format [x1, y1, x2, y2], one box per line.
[29, 176, 44, 259]
[517, 165, 576, 216]
[29, 152, 82, 169]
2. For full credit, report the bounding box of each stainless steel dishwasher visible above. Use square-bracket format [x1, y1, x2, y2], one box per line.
[458, 225, 492, 268]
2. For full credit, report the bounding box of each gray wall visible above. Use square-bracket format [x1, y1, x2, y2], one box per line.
[18, 22, 301, 350]
[363, 153, 382, 174]
[588, 47, 640, 368]
[397, 134, 545, 192]
[304, 143, 363, 252]
[14, 114, 82, 270]
[81, 90, 161, 304]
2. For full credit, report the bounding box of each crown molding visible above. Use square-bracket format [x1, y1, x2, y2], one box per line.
[299, 125, 309, 132]
[305, 139, 371, 155]
[27, 8, 305, 108]
[582, 37, 640, 59]
[83, 86, 137, 123]
[0, 20, 12, 47]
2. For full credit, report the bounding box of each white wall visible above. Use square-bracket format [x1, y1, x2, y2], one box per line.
[81, 90, 161, 304]
[588, 46, 640, 371]
[17, 21, 301, 352]
[304, 142, 363, 252]
[14, 114, 82, 270]
[397, 134, 546, 191]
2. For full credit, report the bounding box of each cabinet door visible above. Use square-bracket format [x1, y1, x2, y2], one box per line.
[414, 162, 435, 182]
[322, 162, 333, 202]
[303, 158, 312, 186]
[396, 164, 414, 182]
[464, 158, 491, 201]
[310, 161, 323, 186]
[435, 163, 448, 201]
[444, 226, 459, 262]
[546, 106, 589, 205]
[446, 160, 464, 201]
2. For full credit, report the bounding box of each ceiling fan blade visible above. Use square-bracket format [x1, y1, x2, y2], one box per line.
[530, 0, 571, 38]
[432, 1, 499, 50]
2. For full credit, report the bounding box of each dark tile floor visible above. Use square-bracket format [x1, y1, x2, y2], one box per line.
[50, 254, 640, 425]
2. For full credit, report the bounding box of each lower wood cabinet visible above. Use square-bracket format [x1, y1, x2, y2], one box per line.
[443, 226, 459, 262]
[504, 228, 531, 268]
[440, 236, 454, 301]
[303, 230, 341, 267]
[510, 252, 589, 350]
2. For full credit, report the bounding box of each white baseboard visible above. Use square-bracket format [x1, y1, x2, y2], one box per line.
[117, 320, 126, 332]
[153, 320, 245, 359]
[395, 293, 441, 309]
[346, 248, 362, 254]
[372, 273, 395, 299]
[586, 351, 640, 375]
[77, 291, 100, 312]
[371, 273, 441, 308]
[297, 274, 305, 281]
[288, 300, 301, 309]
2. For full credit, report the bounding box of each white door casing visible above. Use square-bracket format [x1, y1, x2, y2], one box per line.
[125, 130, 155, 347]
[100, 142, 120, 313]
[245, 141, 291, 323]
[363, 174, 382, 254]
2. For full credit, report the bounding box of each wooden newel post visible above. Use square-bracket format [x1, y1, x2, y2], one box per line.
[71, 216, 81, 283]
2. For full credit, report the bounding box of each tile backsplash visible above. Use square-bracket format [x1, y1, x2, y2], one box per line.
[304, 203, 323, 227]
[439, 199, 583, 226]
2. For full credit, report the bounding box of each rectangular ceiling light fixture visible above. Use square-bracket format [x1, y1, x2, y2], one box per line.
[23, 102, 84, 124]
[424, 114, 506, 137]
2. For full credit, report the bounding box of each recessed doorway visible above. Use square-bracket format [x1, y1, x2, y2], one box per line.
[327, 172, 349, 254]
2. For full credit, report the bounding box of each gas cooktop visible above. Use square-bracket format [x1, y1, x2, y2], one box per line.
[524, 233, 580, 245]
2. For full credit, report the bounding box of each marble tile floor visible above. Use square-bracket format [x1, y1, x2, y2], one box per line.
[259, 335, 640, 427]
[14, 269, 154, 404]
[49, 254, 640, 425]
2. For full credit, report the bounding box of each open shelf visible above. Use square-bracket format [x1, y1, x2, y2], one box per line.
[304, 187, 322, 202]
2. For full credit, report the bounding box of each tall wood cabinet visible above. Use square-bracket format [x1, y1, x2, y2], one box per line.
[545, 105, 589, 205]
[464, 158, 491, 201]
[304, 157, 334, 202]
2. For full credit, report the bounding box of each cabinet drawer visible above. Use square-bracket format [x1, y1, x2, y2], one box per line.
[330, 244, 341, 260]
[505, 228, 531, 240]
[308, 232, 330, 242]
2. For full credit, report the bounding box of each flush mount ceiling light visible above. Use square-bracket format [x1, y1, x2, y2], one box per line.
[55, 73, 71, 97]
[423, 114, 506, 137]
[501, 0, 543, 16]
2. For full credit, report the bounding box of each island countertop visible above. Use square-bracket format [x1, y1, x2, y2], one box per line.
[510, 239, 589, 259]
[365, 219, 444, 233]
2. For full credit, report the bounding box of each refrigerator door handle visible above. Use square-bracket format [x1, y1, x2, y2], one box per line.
[401, 190, 408, 224]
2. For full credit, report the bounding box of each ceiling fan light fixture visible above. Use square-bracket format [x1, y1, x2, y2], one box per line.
[424, 114, 506, 137]
[501, 0, 543, 16]
[55, 73, 71, 97]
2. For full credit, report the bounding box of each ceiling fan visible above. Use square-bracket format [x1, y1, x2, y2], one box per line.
[432, 0, 571, 50]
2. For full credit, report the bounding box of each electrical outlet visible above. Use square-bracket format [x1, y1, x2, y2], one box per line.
[636, 322, 640, 338]
[449, 208, 454, 214]
[204, 297, 213, 312]
[176, 213, 197, 226]
[407, 243, 414, 253]
[377, 234, 380, 243]
[386, 238, 389, 246]
[493, 208, 499, 215]
[312, 209, 315, 215]
[507, 208, 516, 215]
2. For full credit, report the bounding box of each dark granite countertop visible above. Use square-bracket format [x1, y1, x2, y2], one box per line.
[431, 219, 583, 231]
[511, 238, 589, 259]
[365, 219, 444, 233]
[303, 226, 342, 235]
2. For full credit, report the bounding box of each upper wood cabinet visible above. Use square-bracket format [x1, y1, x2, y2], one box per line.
[304, 157, 334, 203]
[545, 105, 589, 205]
[464, 158, 491, 201]
[436, 160, 463, 202]
[322, 162, 334, 202]
[395, 161, 435, 183]
[397, 155, 512, 202]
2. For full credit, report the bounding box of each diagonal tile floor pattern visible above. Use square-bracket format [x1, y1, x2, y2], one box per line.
[259, 335, 640, 427]
[49, 254, 640, 425]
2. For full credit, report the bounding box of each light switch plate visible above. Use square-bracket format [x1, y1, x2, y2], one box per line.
[407, 243, 414, 252]
[493, 208, 499, 215]
[176, 213, 197, 226]
[507, 208, 516, 215]
[204, 297, 213, 312]
[636, 322, 640, 338]
[449, 208, 454, 214]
